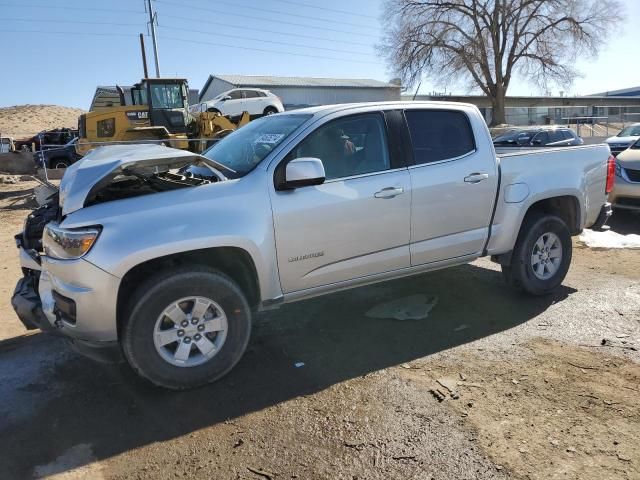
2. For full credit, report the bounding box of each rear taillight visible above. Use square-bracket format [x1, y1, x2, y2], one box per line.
[605, 154, 615, 194]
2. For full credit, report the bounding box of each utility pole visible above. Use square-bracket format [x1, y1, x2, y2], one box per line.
[147, 0, 160, 77]
[139, 33, 149, 79]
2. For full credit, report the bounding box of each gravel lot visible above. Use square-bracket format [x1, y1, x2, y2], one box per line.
[0, 179, 638, 480]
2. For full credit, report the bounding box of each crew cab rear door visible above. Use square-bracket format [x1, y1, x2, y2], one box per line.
[270, 111, 411, 293]
[403, 108, 498, 265]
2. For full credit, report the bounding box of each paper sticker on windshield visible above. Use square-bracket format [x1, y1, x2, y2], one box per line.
[255, 133, 285, 144]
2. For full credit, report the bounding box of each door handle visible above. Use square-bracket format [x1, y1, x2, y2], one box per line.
[374, 187, 404, 199]
[464, 173, 489, 184]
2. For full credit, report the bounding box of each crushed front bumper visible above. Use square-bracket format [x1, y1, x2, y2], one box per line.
[11, 274, 59, 334]
[11, 239, 123, 362]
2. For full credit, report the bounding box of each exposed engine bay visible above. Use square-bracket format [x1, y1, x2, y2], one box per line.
[85, 165, 221, 207]
[21, 192, 60, 253]
[20, 162, 223, 255]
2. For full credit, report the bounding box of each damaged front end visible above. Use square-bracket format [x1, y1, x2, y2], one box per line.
[11, 144, 227, 341]
[11, 191, 61, 333]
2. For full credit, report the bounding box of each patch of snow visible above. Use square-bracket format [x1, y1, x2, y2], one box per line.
[578, 229, 640, 250]
[33, 444, 105, 479]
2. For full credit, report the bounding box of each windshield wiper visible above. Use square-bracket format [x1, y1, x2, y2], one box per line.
[201, 156, 237, 176]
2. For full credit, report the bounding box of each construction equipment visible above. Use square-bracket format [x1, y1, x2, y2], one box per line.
[77, 78, 250, 156]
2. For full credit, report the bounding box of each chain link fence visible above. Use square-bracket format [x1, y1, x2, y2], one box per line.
[480, 105, 640, 138]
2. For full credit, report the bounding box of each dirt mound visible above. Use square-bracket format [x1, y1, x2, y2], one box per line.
[0, 105, 86, 139]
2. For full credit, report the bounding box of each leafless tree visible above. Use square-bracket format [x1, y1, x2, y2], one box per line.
[380, 0, 622, 125]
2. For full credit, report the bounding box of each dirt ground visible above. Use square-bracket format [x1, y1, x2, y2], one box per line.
[0, 180, 638, 480]
[0, 105, 85, 138]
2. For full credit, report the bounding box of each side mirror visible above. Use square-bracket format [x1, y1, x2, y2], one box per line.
[222, 95, 232, 101]
[278, 158, 326, 190]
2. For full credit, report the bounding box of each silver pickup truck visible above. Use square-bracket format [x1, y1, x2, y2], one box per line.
[12, 102, 614, 389]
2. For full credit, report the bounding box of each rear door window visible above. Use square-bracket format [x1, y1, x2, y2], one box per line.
[548, 131, 565, 143]
[404, 110, 475, 164]
[532, 131, 550, 145]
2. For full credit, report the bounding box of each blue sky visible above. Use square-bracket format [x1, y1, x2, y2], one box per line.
[0, 0, 638, 109]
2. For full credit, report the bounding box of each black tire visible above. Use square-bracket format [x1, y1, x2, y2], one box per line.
[121, 266, 251, 390]
[49, 158, 70, 169]
[501, 212, 572, 295]
[263, 106, 278, 116]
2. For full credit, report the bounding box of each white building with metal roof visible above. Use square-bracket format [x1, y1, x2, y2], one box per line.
[199, 75, 401, 109]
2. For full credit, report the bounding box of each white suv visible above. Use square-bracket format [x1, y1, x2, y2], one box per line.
[190, 88, 284, 118]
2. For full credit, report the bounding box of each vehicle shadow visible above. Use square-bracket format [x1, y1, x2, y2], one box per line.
[0, 262, 576, 478]
[607, 209, 639, 235]
[0, 188, 37, 210]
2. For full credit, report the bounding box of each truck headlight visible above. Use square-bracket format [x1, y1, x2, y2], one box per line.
[43, 223, 101, 260]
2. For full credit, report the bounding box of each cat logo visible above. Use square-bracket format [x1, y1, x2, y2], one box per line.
[126, 111, 149, 120]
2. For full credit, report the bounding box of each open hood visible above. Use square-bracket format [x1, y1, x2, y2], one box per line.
[58, 144, 223, 216]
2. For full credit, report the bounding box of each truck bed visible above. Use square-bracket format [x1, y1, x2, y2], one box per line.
[486, 143, 611, 255]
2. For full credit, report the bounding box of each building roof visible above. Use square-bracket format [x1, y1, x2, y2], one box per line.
[200, 75, 400, 100]
[589, 86, 640, 97]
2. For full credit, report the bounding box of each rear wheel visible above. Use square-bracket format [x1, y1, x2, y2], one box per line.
[502, 213, 572, 295]
[263, 106, 278, 116]
[121, 267, 251, 390]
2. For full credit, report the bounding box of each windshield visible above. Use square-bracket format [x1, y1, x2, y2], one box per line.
[617, 125, 640, 137]
[203, 114, 312, 178]
[493, 130, 538, 143]
[150, 83, 185, 109]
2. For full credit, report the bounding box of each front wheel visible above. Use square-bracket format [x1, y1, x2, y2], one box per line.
[502, 213, 572, 295]
[121, 267, 251, 390]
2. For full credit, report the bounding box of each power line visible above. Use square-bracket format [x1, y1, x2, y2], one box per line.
[0, 28, 380, 64]
[0, 29, 141, 37]
[168, 13, 373, 47]
[0, 2, 145, 14]
[270, 0, 378, 20]
[157, 24, 375, 57]
[155, 0, 373, 29]
[162, 35, 381, 65]
[155, 0, 378, 38]
[4, 17, 141, 27]
[185, 0, 374, 29]
[2, 14, 375, 50]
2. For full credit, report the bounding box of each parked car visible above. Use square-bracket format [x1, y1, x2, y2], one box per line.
[37, 137, 81, 169]
[493, 127, 583, 147]
[605, 123, 640, 156]
[12, 102, 613, 389]
[0, 136, 14, 153]
[14, 128, 78, 153]
[190, 88, 284, 118]
[610, 137, 640, 211]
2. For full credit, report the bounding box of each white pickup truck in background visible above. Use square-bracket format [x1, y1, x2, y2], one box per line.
[12, 101, 614, 389]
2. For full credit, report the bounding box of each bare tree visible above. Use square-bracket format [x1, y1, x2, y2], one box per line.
[380, 0, 622, 125]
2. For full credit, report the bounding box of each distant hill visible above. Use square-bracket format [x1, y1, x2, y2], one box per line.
[0, 105, 86, 139]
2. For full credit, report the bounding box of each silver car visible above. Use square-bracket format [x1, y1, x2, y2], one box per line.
[611, 138, 640, 210]
[11, 102, 612, 390]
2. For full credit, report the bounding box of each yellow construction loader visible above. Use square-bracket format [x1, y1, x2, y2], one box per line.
[76, 78, 250, 156]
